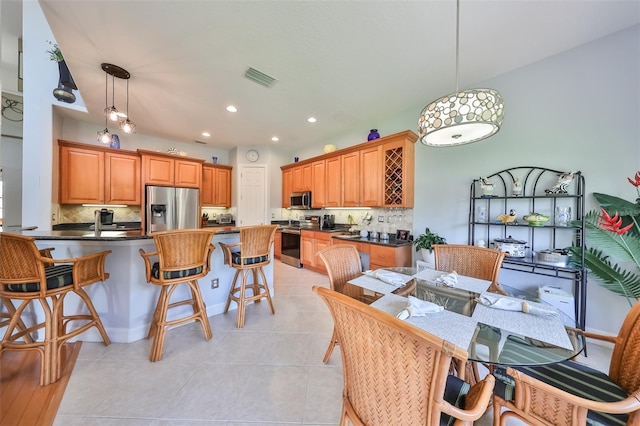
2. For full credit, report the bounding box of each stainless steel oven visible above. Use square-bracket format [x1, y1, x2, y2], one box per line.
[281, 227, 302, 268]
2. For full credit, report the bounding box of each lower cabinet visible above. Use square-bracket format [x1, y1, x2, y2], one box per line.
[369, 244, 412, 270]
[274, 230, 282, 259]
[301, 230, 331, 273]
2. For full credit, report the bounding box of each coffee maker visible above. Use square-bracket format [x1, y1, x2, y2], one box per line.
[321, 214, 335, 230]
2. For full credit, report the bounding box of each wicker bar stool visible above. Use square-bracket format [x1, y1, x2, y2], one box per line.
[139, 229, 216, 362]
[0, 233, 111, 386]
[219, 225, 277, 328]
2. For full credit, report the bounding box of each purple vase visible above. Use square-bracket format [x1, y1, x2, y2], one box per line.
[368, 129, 380, 141]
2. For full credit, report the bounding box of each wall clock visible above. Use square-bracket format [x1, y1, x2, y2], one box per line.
[246, 149, 259, 162]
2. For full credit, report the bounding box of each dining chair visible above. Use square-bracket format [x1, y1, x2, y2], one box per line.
[313, 286, 495, 425]
[317, 244, 365, 363]
[139, 229, 216, 361]
[0, 232, 111, 385]
[219, 225, 277, 328]
[493, 300, 640, 426]
[433, 244, 507, 381]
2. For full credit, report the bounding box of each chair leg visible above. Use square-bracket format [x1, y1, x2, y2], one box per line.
[1, 298, 33, 343]
[224, 270, 241, 314]
[188, 279, 212, 340]
[73, 287, 111, 346]
[236, 271, 249, 328]
[256, 266, 275, 314]
[323, 327, 338, 363]
[252, 269, 261, 303]
[149, 286, 171, 362]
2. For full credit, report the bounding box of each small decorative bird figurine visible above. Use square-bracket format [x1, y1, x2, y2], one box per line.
[496, 209, 518, 224]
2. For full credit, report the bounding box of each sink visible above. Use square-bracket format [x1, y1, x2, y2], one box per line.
[82, 231, 129, 237]
[336, 234, 362, 239]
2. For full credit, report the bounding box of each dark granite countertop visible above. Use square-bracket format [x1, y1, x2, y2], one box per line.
[10, 228, 240, 241]
[332, 234, 413, 247]
[52, 222, 142, 231]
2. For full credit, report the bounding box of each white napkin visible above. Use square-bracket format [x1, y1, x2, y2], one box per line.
[396, 296, 444, 320]
[435, 271, 458, 287]
[364, 270, 408, 287]
[477, 293, 558, 317]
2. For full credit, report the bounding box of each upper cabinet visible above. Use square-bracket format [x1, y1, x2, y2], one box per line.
[139, 150, 204, 188]
[280, 130, 417, 208]
[59, 141, 140, 205]
[202, 164, 232, 207]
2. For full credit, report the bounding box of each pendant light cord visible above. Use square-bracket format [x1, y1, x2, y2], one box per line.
[455, 0, 460, 93]
[126, 79, 130, 117]
[104, 72, 108, 127]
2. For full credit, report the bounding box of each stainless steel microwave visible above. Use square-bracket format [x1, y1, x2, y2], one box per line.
[290, 191, 312, 210]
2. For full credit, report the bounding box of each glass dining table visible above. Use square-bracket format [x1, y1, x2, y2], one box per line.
[346, 267, 584, 368]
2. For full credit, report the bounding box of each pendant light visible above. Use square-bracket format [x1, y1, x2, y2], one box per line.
[119, 78, 136, 134]
[418, 0, 504, 147]
[97, 71, 112, 144]
[97, 63, 135, 142]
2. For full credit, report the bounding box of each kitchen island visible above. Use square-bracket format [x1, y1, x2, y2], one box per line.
[5, 228, 273, 343]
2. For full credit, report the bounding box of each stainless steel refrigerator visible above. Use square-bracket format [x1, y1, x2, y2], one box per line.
[146, 186, 200, 233]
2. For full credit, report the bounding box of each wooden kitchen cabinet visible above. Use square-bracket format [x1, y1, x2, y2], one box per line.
[280, 130, 417, 208]
[311, 160, 326, 208]
[201, 165, 232, 207]
[360, 145, 382, 206]
[59, 144, 104, 204]
[300, 230, 331, 273]
[105, 152, 140, 204]
[369, 244, 412, 270]
[59, 141, 140, 205]
[291, 163, 312, 192]
[274, 230, 282, 259]
[341, 151, 360, 206]
[282, 169, 292, 208]
[139, 151, 203, 188]
[324, 156, 341, 207]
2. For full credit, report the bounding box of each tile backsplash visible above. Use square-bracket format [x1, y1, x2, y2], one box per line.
[57, 205, 141, 223]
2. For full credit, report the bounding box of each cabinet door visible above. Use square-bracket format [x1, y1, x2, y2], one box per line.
[311, 160, 326, 208]
[214, 168, 231, 207]
[274, 231, 282, 259]
[325, 156, 341, 207]
[291, 166, 304, 192]
[175, 159, 202, 188]
[60, 146, 104, 204]
[301, 231, 315, 267]
[360, 145, 382, 206]
[105, 152, 140, 205]
[282, 169, 292, 208]
[341, 151, 361, 206]
[370, 244, 412, 268]
[143, 155, 174, 186]
[201, 166, 215, 206]
[315, 238, 331, 274]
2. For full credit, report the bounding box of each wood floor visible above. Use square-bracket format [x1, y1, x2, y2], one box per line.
[0, 342, 82, 426]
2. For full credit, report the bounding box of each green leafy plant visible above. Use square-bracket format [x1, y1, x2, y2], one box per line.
[46, 41, 64, 62]
[413, 227, 446, 253]
[569, 171, 640, 306]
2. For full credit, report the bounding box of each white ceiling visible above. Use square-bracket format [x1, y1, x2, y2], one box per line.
[16, 1, 640, 150]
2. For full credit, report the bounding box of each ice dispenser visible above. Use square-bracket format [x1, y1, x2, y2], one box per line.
[150, 204, 167, 232]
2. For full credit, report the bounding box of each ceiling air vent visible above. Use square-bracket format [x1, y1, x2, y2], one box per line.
[194, 140, 208, 144]
[244, 67, 277, 88]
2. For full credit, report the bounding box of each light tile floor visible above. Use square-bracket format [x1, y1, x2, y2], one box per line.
[55, 261, 612, 425]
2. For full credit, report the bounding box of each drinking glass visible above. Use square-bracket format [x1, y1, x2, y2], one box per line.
[555, 206, 572, 226]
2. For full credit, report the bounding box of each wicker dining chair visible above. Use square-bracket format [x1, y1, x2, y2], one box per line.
[493, 300, 640, 426]
[433, 244, 507, 381]
[313, 286, 495, 426]
[219, 225, 277, 328]
[317, 244, 366, 363]
[0, 232, 111, 385]
[139, 229, 216, 362]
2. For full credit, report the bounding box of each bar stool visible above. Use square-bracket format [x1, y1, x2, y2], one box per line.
[219, 225, 277, 328]
[139, 229, 216, 362]
[0, 233, 111, 385]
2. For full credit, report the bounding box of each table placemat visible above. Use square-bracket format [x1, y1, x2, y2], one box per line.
[348, 272, 412, 294]
[371, 293, 478, 351]
[413, 268, 492, 294]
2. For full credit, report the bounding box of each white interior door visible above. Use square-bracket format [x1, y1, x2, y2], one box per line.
[237, 165, 267, 226]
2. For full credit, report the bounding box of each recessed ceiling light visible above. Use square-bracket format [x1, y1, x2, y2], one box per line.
[226, 105, 238, 113]
[271, 136, 279, 142]
[202, 131, 211, 137]
[307, 117, 317, 123]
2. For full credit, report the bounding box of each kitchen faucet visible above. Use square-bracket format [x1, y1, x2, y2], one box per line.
[94, 210, 102, 235]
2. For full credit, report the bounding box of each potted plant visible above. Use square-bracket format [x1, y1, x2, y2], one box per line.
[47, 41, 77, 103]
[414, 227, 446, 263]
[569, 171, 640, 306]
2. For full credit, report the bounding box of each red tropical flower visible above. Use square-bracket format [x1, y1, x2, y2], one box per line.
[628, 171, 640, 187]
[599, 208, 634, 235]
